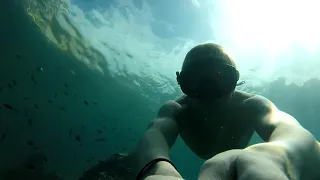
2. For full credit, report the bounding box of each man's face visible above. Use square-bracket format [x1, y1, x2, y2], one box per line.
[178, 59, 238, 105]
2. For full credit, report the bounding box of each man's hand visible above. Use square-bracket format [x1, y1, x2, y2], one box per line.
[198, 143, 296, 180]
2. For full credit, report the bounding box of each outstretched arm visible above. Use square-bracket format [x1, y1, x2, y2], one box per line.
[132, 100, 183, 179]
[245, 95, 320, 177]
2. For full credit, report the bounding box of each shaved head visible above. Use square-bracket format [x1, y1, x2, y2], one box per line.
[182, 43, 236, 71]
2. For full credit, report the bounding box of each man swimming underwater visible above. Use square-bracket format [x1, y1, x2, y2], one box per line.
[133, 43, 320, 180]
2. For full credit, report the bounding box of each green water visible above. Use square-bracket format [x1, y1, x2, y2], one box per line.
[1, 1, 320, 180]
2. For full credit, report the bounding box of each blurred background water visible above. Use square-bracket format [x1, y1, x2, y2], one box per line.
[1, 0, 320, 179]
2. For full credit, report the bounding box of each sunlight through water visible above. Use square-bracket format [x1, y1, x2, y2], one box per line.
[24, 0, 320, 96]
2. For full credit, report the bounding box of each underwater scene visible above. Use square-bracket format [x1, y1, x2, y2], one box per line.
[1, 0, 320, 179]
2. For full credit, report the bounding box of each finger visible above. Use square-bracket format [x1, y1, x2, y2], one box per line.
[198, 150, 241, 180]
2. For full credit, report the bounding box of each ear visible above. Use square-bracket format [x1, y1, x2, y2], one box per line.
[236, 69, 240, 81]
[176, 71, 180, 84]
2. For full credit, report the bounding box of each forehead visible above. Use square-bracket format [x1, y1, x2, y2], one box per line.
[183, 55, 231, 71]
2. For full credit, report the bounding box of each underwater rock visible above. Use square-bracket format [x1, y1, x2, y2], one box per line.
[79, 153, 135, 180]
[1, 165, 63, 180]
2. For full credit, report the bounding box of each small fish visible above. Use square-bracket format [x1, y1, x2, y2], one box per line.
[97, 130, 102, 134]
[75, 135, 81, 141]
[34, 104, 39, 110]
[92, 101, 98, 105]
[30, 74, 37, 84]
[73, 94, 77, 98]
[0, 132, 7, 140]
[54, 92, 57, 98]
[48, 100, 52, 104]
[86, 159, 90, 163]
[0, 87, 2, 92]
[28, 118, 33, 125]
[103, 125, 108, 130]
[94, 138, 106, 142]
[84, 100, 89, 106]
[37, 67, 43, 72]
[70, 70, 75, 75]
[64, 84, 68, 88]
[60, 107, 66, 111]
[121, 147, 127, 151]
[24, 97, 30, 100]
[81, 125, 85, 129]
[27, 141, 34, 146]
[13, 108, 19, 113]
[128, 127, 132, 131]
[26, 164, 36, 170]
[12, 80, 17, 86]
[69, 128, 73, 137]
[3, 103, 13, 110]
[98, 160, 104, 163]
[126, 53, 133, 58]
[90, 157, 94, 159]
[7, 83, 13, 89]
[79, 144, 83, 147]
[64, 92, 68, 96]
[43, 156, 48, 163]
[15, 54, 21, 59]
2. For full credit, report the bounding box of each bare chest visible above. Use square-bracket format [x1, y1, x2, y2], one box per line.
[177, 105, 253, 159]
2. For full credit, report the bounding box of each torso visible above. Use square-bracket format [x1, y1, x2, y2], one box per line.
[175, 90, 255, 160]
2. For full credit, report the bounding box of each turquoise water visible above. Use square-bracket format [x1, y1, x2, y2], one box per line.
[1, 0, 320, 179]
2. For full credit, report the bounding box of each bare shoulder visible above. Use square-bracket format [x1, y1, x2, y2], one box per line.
[241, 93, 276, 116]
[157, 100, 182, 118]
[231, 90, 255, 107]
[175, 95, 188, 105]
